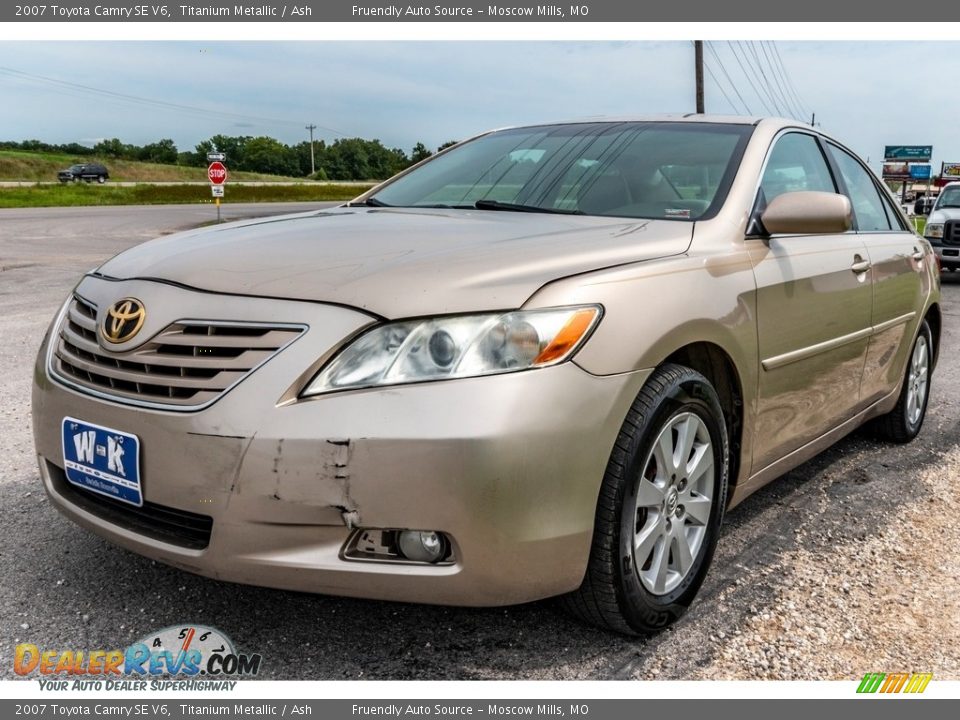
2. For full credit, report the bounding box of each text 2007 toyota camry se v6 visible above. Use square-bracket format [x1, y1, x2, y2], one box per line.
[33, 117, 939, 634]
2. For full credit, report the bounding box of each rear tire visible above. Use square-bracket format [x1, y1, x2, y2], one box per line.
[871, 319, 933, 443]
[562, 364, 729, 635]
[97, 175, 106, 184]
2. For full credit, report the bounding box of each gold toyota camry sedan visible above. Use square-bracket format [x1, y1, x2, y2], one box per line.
[32, 116, 939, 634]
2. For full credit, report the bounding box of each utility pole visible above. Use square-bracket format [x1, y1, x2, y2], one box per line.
[305, 123, 317, 175]
[694, 41, 704, 113]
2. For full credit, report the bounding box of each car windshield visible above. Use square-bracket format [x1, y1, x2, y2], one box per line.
[936, 187, 960, 209]
[369, 122, 753, 221]
[68, 165, 83, 172]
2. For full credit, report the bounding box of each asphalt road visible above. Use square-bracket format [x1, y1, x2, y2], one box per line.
[1, 204, 958, 680]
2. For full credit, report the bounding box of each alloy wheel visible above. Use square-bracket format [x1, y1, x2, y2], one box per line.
[633, 412, 715, 596]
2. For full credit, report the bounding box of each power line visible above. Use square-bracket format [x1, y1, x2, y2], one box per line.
[705, 42, 752, 114]
[768, 42, 813, 120]
[759, 41, 803, 120]
[767, 41, 809, 116]
[702, 59, 740, 115]
[0, 65, 346, 136]
[726, 41, 775, 115]
[743, 41, 787, 116]
[762, 42, 808, 121]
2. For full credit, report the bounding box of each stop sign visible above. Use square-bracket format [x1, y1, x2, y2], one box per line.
[207, 161, 227, 185]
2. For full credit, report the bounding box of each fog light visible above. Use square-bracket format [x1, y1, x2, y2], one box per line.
[398, 530, 447, 563]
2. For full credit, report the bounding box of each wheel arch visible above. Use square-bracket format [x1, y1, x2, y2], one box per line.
[925, 302, 941, 370]
[662, 341, 745, 504]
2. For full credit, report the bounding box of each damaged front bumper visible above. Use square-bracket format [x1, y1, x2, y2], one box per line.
[32, 277, 650, 606]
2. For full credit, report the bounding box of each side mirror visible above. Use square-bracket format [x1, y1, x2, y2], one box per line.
[760, 191, 852, 235]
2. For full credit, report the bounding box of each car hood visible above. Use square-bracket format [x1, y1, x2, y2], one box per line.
[96, 207, 693, 318]
[929, 208, 960, 224]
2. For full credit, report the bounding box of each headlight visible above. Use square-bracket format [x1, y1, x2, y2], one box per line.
[303, 305, 602, 396]
[926, 223, 944, 239]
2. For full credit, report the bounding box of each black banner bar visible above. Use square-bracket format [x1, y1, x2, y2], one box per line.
[0, 0, 945, 22]
[1, 699, 959, 720]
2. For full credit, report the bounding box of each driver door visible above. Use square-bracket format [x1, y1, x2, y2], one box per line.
[747, 131, 873, 472]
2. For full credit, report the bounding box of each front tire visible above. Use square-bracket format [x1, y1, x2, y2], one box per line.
[563, 364, 729, 635]
[871, 319, 933, 443]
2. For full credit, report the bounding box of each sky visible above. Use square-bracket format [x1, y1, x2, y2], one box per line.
[0, 41, 957, 172]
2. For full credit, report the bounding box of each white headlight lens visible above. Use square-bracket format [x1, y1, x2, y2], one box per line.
[303, 305, 601, 395]
[926, 223, 944, 239]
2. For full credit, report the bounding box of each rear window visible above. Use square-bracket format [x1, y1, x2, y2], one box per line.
[371, 122, 753, 221]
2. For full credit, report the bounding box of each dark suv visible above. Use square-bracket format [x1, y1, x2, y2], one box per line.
[57, 163, 109, 184]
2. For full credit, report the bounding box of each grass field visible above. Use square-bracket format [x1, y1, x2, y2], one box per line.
[0, 183, 372, 209]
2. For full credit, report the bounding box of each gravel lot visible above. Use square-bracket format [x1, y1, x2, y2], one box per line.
[1, 204, 957, 680]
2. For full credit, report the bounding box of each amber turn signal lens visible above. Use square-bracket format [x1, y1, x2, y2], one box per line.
[533, 308, 599, 366]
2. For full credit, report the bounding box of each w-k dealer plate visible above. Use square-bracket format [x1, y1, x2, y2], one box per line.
[61, 417, 142, 507]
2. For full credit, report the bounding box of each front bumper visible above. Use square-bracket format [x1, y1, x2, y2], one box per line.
[33, 277, 649, 606]
[927, 240, 960, 266]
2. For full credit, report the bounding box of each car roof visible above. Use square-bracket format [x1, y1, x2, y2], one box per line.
[491, 115, 805, 130]
[475, 116, 823, 145]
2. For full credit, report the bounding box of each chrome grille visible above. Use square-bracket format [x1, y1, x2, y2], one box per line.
[52, 295, 303, 409]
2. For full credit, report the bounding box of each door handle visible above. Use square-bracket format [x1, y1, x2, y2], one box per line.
[912, 247, 925, 262]
[851, 258, 871, 274]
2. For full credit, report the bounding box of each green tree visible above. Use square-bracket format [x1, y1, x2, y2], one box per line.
[292, 139, 325, 177]
[321, 138, 415, 180]
[59, 142, 95, 156]
[242, 136, 299, 176]
[93, 138, 127, 158]
[183, 140, 216, 167]
[207, 135, 251, 168]
[437, 140, 458, 152]
[322, 138, 371, 180]
[138, 139, 178, 164]
[410, 142, 432, 164]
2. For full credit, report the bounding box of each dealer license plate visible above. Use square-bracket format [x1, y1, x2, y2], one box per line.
[61, 417, 142, 507]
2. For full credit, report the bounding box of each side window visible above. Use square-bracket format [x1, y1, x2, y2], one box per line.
[759, 133, 836, 204]
[827, 144, 894, 232]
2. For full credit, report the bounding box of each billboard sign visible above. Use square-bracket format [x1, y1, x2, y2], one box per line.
[882, 162, 910, 179]
[942, 162, 960, 179]
[884, 145, 933, 162]
[909, 164, 932, 180]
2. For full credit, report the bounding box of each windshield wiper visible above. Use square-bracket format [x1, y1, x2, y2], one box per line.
[348, 197, 391, 207]
[411, 203, 476, 209]
[474, 199, 583, 215]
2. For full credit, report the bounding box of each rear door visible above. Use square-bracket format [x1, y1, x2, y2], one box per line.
[824, 142, 929, 405]
[747, 131, 873, 472]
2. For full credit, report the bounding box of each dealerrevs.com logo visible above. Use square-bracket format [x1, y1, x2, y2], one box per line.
[15, 625, 261, 691]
